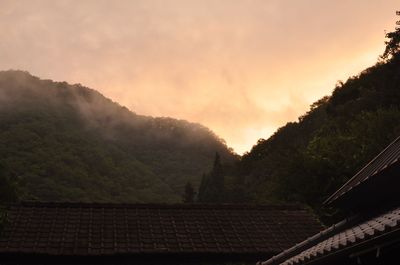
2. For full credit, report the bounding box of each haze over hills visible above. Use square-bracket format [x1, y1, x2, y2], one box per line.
[1, 15, 400, 213]
[0, 70, 236, 203]
[197, 25, 400, 218]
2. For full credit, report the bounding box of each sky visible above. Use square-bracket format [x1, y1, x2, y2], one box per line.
[0, 0, 398, 154]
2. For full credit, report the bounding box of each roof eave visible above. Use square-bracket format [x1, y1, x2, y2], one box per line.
[323, 135, 400, 206]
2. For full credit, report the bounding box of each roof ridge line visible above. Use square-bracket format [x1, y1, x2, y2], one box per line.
[324, 135, 400, 205]
[258, 215, 359, 265]
[13, 201, 306, 210]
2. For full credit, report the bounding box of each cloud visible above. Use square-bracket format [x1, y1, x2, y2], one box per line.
[0, 0, 398, 153]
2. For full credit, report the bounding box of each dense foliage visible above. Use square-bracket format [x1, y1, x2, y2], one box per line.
[0, 71, 236, 203]
[198, 21, 400, 217]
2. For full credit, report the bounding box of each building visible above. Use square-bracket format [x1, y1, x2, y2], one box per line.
[258, 136, 400, 265]
[0, 203, 321, 264]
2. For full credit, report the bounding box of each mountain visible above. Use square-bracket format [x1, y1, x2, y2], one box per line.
[0, 70, 236, 203]
[198, 24, 400, 216]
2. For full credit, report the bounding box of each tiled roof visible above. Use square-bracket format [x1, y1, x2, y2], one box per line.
[0, 202, 322, 257]
[324, 136, 400, 205]
[259, 207, 400, 265]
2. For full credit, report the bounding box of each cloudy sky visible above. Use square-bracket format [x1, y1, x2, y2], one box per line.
[0, 0, 398, 153]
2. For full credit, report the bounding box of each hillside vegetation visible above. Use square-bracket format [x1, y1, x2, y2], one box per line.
[198, 20, 400, 215]
[0, 71, 236, 203]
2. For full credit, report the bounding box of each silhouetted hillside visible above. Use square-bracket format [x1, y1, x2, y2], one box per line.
[0, 70, 236, 203]
[198, 22, 400, 216]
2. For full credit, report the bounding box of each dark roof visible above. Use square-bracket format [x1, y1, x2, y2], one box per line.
[259, 207, 400, 265]
[324, 136, 400, 205]
[0, 202, 322, 258]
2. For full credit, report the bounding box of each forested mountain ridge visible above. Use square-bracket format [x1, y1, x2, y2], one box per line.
[198, 23, 400, 214]
[0, 70, 236, 203]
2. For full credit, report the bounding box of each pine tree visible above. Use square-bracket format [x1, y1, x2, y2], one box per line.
[211, 152, 224, 202]
[0, 165, 17, 203]
[183, 182, 195, 203]
[197, 152, 225, 203]
[197, 174, 208, 202]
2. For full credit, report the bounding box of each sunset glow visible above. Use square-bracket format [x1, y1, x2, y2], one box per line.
[0, 0, 398, 154]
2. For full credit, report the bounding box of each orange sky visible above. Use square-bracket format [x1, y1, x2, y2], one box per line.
[0, 0, 398, 154]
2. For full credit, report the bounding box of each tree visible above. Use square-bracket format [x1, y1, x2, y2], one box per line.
[197, 152, 225, 203]
[0, 165, 17, 203]
[211, 152, 224, 196]
[183, 182, 195, 203]
[197, 174, 208, 202]
[381, 11, 400, 61]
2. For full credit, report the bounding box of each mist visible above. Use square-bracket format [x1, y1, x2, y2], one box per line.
[0, 0, 398, 153]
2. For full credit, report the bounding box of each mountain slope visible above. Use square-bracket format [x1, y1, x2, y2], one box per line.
[0, 70, 236, 203]
[198, 25, 400, 215]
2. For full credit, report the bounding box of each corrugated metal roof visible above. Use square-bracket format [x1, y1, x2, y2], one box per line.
[324, 136, 400, 205]
[259, 207, 400, 265]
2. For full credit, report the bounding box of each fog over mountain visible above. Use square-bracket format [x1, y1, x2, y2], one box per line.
[1, 0, 398, 153]
[0, 70, 236, 202]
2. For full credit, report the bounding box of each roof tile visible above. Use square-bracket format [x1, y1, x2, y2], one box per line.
[0, 202, 321, 257]
[261, 206, 400, 265]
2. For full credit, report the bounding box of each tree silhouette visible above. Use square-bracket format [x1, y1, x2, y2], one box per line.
[197, 174, 208, 202]
[183, 182, 195, 203]
[381, 11, 400, 60]
[0, 164, 17, 203]
[197, 152, 225, 203]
